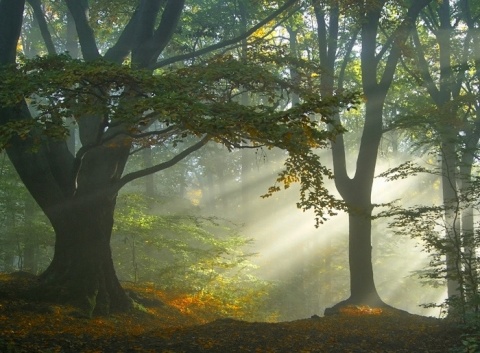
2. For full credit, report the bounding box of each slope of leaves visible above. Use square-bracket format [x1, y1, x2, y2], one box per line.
[0, 272, 463, 353]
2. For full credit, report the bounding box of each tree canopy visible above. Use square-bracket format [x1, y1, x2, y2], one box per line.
[1, 2, 480, 342]
[0, 0, 354, 316]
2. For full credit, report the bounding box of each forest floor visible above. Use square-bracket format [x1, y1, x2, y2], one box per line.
[0, 272, 467, 353]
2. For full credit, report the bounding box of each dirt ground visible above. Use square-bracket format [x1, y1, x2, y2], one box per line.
[0, 272, 464, 352]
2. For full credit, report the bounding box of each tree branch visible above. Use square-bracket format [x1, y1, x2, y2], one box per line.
[327, 4, 339, 69]
[0, 0, 26, 65]
[338, 28, 360, 90]
[379, 0, 433, 92]
[115, 135, 210, 190]
[130, 0, 166, 67]
[27, 0, 56, 55]
[314, 3, 328, 66]
[398, 46, 422, 85]
[147, 0, 186, 66]
[151, 0, 300, 70]
[101, 125, 179, 145]
[411, 27, 441, 104]
[103, 6, 142, 63]
[105, 0, 180, 65]
[138, 0, 164, 43]
[64, 0, 101, 61]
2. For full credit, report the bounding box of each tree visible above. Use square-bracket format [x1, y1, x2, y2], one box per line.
[0, 0, 350, 316]
[0, 151, 53, 273]
[411, 0, 466, 306]
[388, 0, 480, 317]
[311, 0, 433, 312]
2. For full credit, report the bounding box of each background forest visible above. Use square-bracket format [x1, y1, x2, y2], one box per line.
[1, 0, 479, 326]
[0, 137, 445, 320]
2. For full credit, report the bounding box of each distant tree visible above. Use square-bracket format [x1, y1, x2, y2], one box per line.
[0, 0, 351, 316]
[384, 0, 480, 318]
[0, 151, 53, 273]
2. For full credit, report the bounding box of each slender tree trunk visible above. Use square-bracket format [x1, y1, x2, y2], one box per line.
[440, 140, 463, 304]
[143, 147, 156, 207]
[4, 196, 16, 272]
[459, 160, 478, 309]
[411, 0, 468, 313]
[324, 92, 386, 314]
[348, 209, 382, 304]
[458, 116, 480, 312]
[315, 1, 386, 312]
[66, 9, 79, 59]
[459, 0, 480, 313]
[238, 0, 257, 224]
[287, 26, 300, 106]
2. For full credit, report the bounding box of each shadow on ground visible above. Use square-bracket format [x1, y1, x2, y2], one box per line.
[0, 272, 462, 352]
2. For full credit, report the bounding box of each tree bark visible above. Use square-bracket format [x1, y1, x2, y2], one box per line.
[40, 192, 132, 316]
[0, 0, 26, 65]
[348, 208, 382, 304]
[459, 153, 478, 309]
[441, 139, 463, 303]
[329, 100, 385, 311]
[23, 197, 38, 273]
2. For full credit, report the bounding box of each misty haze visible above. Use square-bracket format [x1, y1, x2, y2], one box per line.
[0, 0, 477, 352]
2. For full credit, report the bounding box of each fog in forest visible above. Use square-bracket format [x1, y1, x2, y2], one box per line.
[5, 0, 478, 324]
[0, 137, 448, 320]
[113, 139, 447, 320]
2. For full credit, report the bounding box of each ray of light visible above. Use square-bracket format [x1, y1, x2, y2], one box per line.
[198, 148, 447, 318]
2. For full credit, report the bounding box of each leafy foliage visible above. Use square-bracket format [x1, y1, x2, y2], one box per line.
[384, 181, 480, 323]
[0, 152, 53, 273]
[0, 52, 356, 223]
[377, 161, 430, 181]
[112, 192, 273, 320]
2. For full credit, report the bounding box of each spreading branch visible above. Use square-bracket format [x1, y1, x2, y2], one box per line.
[0, 0, 26, 65]
[64, 0, 101, 61]
[27, 0, 56, 55]
[115, 135, 210, 191]
[133, 0, 185, 68]
[151, 0, 300, 69]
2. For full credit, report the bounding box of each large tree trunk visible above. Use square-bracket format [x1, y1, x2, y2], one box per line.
[2, 100, 133, 316]
[7, 138, 133, 316]
[23, 197, 38, 273]
[37, 131, 132, 315]
[40, 192, 132, 316]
